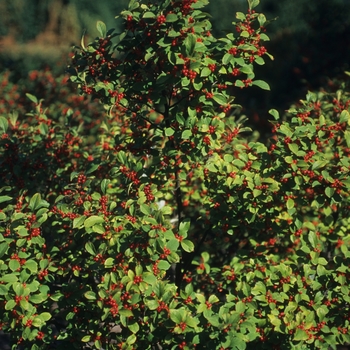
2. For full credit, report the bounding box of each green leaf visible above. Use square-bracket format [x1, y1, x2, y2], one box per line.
[0, 195, 12, 204]
[9, 259, 20, 272]
[19, 298, 30, 310]
[288, 143, 298, 155]
[187, 107, 196, 119]
[212, 93, 227, 105]
[84, 291, 97, 300]
[236, 301, 245, 313]
[308, 231, 317, 249]
[73, 215, 86, 229]
[286, 198, 294, 210]
[40, 312, 52, 321]
[201, 252, 210, 263]
[268, 314, 281, 329]
[230, 336, 247, 349]
[119, 309, 133, 317]
[126, 334, 137, 345]
[104, 257, 114, 268]
[186, 315, 200, 328]
[181, 76, 190, 87]
[240, 65, 253, 74]
[86, 162, 100, 175]
[20, 299, 29, 311]
[236, 12, 246, 21]
[32, 316, 45, 328]
[39, 259, 49, 270]
[325, 187, 334, 198]
[179, 219, 190, 235]
[193, 81, 203, 91]
[252, 281, 266, 295]
[84, 215, 105, 228]
[279, 124, 293, 137]
[165, 127, 175, 136]
[167, 239, 179, 252]
[82, 335, 91, 343]
[157, 260, 170, 270]
[224, 154, 233, 162]
[258, 13, 266, 27]
[316, 305, 328, 321]
[166, 13, 178, 22]
[50, 291, 63, 301]
[39, 122, 48, 135]
[140, 204, 151, 216]
[170, 309, 184, 324]
[253, 189, 262, 197]
[136, 265, 143, 276]
[201, 67, 212, 77]
[0, 285, 7, 295]
[317, 257, 328, 265]
[24, 260, 38, 273]
[222, 53, 233, 65]
[317, 265, 326, 276]
[85, 241, 96, 256]
[184, 33, 196, 56]
[142, 272, 156, 285]
[235, 80, 245, 88]
[345, 130, 350, 148]
[26, 93, 38, 104]
[1, 274, 18, 283]
[294, 328, 308, 341]
[29, 294, 46, 304]
[181, 130, 192, 140]
[17, 227, 28, 237]
[101, 179, 110, 195]
[13, 282, 24, 296]
[181, 239, 194, 253]
[92, 225, 106, 234]
[0, 116, 8, 133]
[305, 310, 315, 325]
[339, 109, 349, 123]
[28, 193, 48, 211]
[252, 80, 270, 90]
[0, 242, 8, 258]
[146, 299, 159, 310]
[16, 238, 27, 247]
[312, 160, 327, 170]
[167, 29, 180, 38]
[341, 244, 348, 256]
[128, 321, 140, 334]
[143, 11, 156, 18]
[96, 21, 107, 37]
[5, 299, 16, 310]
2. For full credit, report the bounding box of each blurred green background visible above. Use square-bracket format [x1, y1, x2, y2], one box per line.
[1, 0, 350, 117]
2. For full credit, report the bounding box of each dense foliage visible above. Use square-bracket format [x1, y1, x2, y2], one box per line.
[0, 0, 349, 349]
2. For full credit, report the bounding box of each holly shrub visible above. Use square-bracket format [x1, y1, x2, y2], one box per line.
[1, 0, 350, 349]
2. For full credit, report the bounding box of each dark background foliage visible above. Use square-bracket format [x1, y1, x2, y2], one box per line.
[0, 0, 349, 130]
